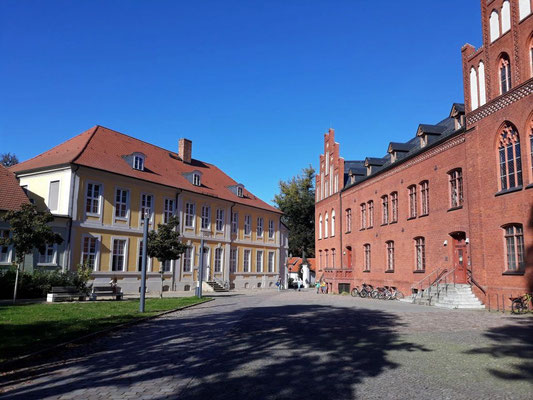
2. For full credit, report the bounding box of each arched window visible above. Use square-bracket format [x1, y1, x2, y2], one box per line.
[331, 209, 335, 237]
[529, 117, 533, 182]
[490, 10, 500, 42]
[501, 1, 511, 34]
[470, 67, 479, 110]
[503, 224, 525, 271]
[318, 214, 322, 239]
[498, 123, 523, 190]
[529, 36, 533, 77]
[499, 54, 512, 94]
[520, 0, 532, 20]
[478, 61, 486, 106]
[324, 212, 329, 238]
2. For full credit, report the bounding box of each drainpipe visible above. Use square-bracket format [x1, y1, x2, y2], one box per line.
[172, 189, 182, 291]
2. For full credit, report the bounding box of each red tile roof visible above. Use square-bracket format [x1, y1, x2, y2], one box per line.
[0, 165, 30, 211]
[11, 126, 281, 214]
[287, 257, 316, 272]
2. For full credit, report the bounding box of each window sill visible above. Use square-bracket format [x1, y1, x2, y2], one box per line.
[345, 230, 351, 234]
[385, 269, 395, 273]
[380, 223, 388, 227]
[389, 220, 398, 225]
[86, 213, 101, 218]
[37, 263, 58, 267]
[418, 213, 429, 218]
[447, 205, 463, 212]
[413, 270, 426, 274]
[359, 228, 365, 232]
[363, 269, 371, 273]
[407, 216, 417, 221]
[367, 226, 374, 230]
[526, 183, 533, 190]
[502, 270, 525, 276]
[495, 186, 522, 197]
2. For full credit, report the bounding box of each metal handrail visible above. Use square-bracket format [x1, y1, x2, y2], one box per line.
[467, 269, 486, 295]
[213, 277, 229, 290]
[411, 267, 444, 295]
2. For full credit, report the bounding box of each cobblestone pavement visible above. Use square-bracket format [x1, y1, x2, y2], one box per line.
[1, 290, 532, 399]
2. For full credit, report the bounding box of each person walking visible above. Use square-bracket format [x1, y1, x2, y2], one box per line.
[315, 281, 321, 294]
[297, 279, 302, 292]
[320, 281, 326, 294]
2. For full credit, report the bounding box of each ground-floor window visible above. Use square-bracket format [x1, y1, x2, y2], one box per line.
[183, 246, 192, 272]
[230, 248, 237, 272]
[415, 237, 425, 271]
[268, 251, 275, 272]
[162, 260, 172, 272]
[38, 244, 56, 265]
[112, 239, 127, 271]
[0, 230, 11, 263]
[504, 224, 524, 271]
[364, 244, 371, 271]
[82, 236, 98, 270]
[386, 241, 394, 271]
[244, 249, 251, 272]
[256, 250, 263, 272]
[214, 247, 223, 272]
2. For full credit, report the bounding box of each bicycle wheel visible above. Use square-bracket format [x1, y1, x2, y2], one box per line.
[395, 291, 404, 300]
[512, 299, 526, 314]
[351, 288, 359, 297]
[377, 291, 385, 300]
[360, 290, 367, 298]
[371, 290, 379, 299]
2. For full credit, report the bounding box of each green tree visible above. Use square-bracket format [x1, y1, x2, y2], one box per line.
[273, 166, 315, 257]
[146, 215, 187, 297]
[0, 203, 63, 303]
[1, 153, 19, 167]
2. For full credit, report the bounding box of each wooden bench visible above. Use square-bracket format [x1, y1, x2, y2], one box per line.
[47, 286, 85, 302]
[90, 286, 123, 301]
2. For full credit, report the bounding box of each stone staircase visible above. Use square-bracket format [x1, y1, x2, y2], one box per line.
[205, 281, 229, 292]
[409, 283, 485, 309]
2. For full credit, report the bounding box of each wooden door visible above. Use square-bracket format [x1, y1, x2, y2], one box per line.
[452, 234, 468, 284]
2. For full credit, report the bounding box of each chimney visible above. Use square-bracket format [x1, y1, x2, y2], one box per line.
[178, 138, 192, 163]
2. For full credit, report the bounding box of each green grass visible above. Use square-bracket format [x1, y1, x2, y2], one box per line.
[0, 297, 209, 362]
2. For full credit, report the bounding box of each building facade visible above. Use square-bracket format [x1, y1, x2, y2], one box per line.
[11, 126, 284, 293]
[315, 0, 533, 308]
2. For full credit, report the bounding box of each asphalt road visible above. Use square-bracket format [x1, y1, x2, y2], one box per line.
[1, 290, 532, 399]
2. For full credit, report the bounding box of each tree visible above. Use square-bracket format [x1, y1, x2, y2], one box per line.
[1, 153, 19, 167]
[273, 166, 316, 257]
[146, 215, 187, 297]
[0, 203, 63, 303]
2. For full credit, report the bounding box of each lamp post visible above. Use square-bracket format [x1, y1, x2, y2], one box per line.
[139, 212, 149, 313]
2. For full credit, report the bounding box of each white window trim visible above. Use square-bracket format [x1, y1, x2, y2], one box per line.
[163, 197, 176, 224]
[110, 236, 129, 272]
[268, 219, 275, 239]
[193, 173, 201, 186]
[80, 234, 101, 272]
[268, 251, 275, 273]
[214, 246, 224, 273]
[84, 181, 104, 219]
[215, 208, 225, 232]
[113, 186, 130, 224]
[244, 215, 252, 237]
[185, 202, 196, 229]
[183, 244, 194, 273]
[139, 193, 155, 226]
[230, 247, 238, 273]
[243, 248, 252, 273]
[136, 238, 152, 272]
[231, 212, 239, 235]
[37, 243, 58, 266]
[256, 250, 264, 273]
[133, 154, 145, 171]
[0, 229, 13, 265]
[201, 204, 211, 231]
[257, 217, 264, 238]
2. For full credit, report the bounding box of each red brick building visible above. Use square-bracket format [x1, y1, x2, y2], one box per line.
[315, 0, 533, 309]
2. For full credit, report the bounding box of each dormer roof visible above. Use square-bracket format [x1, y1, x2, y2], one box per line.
[387, 142, 411, 153]
[416, 124, 447, 137]
[364, 157, 385, 167]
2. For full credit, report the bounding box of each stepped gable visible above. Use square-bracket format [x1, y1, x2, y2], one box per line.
[343, 103, 464, 189]
[12, 126, 280, 214]
[0, 165, 30, 211]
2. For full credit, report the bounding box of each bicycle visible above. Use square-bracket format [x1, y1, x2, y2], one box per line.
[389, 286, 404, 300]
[511, 293, 532, 314]
[350, 287, 360, 297]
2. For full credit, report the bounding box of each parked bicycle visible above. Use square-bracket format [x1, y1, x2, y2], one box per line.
[511, 293, 532, 314]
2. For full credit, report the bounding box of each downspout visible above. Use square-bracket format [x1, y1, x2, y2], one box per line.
[339, 191, 343, 270]
[66, 165, 80, 273]
[229, 202, 236, 288]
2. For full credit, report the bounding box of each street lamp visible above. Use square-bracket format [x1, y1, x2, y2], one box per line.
[139, 211, 150, 313]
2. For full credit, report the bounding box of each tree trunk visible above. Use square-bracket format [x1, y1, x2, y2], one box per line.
[13, 263, 21, 304]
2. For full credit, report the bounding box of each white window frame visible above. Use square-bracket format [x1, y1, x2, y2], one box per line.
[38, 244, 57, 265]
[85, 182, 103, 217]
[110, 237, 128, 272]
[243, 249, 251, 272]
[237, 186, 243, 197]
[164, 198, 175, 224]
[140, 193, 154, 225]
[268, 220, 275, 239]
[256, 250, 263, 272]
[161, 259, 172, 273]
[331, 210, 335, 237]
[133, 155, 145, 171]
[185, 202, 195, 228]
[257, 217, 264, 238]
[183, 245, 193, 272]
[193, 173, 201, 186]
[136, 238, 152, 272]
[216, 209, 225, 232]
[114, 187, 130, 221]
[81, 234, 100, 271]
[232, 212, 239, 234]
[201, 205, 211, 230]
[268, 251, 275, 272]
[230, 248, 238, 272]
[0, 229, 12, 264]
[214, 247, 223, 273]
[244, 215, 251, 236]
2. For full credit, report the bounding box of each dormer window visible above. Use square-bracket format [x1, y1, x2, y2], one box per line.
[238, 187, 243, 197]
[133, 155, 144, 171]
[193, 173, 201, 186]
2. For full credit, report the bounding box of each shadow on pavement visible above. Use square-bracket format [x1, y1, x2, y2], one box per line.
[1, 304, 430, 400]
[465, 317, 533, 382]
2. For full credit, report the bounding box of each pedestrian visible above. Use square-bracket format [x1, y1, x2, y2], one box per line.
[276, 279, 281, 291]
[321, 281, 326, 294]
[315, 281, 320, 294]
[297, 279, 301, 291]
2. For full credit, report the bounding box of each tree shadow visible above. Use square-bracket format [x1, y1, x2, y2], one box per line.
[0, 304, 430, 400]
[464, 317, 533, 382]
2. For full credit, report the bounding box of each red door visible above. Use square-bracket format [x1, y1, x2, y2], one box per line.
[345, 246, 352, 269]
[452, 234, 468, 284]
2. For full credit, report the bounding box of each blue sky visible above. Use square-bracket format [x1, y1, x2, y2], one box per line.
[0, 1, 482, 205]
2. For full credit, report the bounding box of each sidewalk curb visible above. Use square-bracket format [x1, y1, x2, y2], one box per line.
[0, 297, 214, 371]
